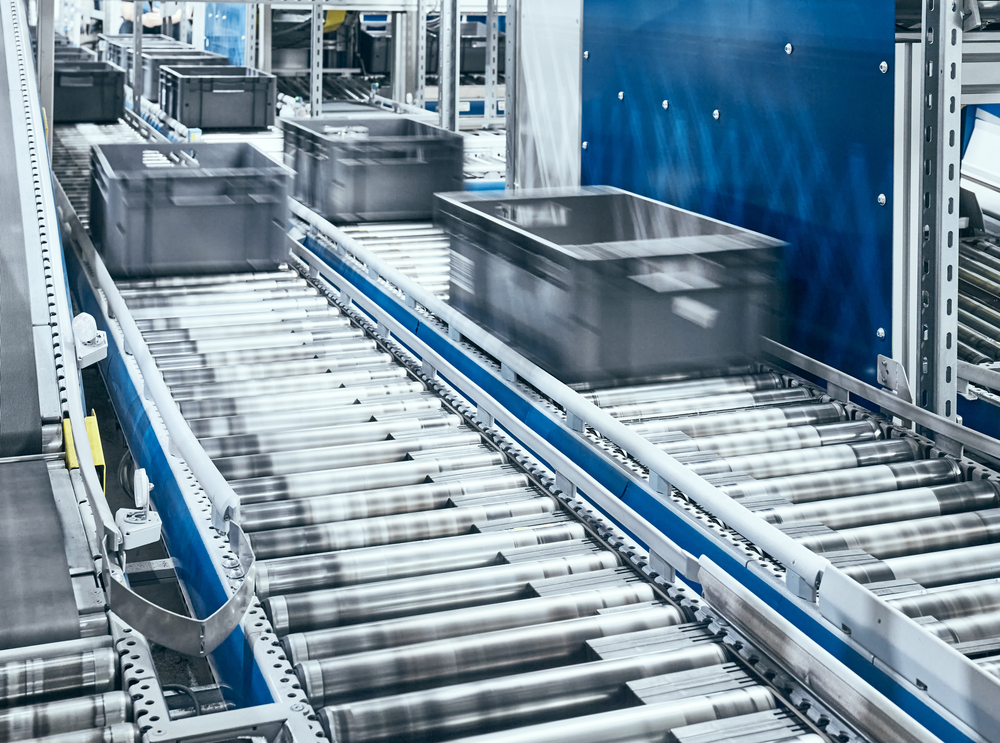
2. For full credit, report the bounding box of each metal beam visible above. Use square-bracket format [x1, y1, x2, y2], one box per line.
[483, 0, 499, 123]
[438, 0, 460, 131]
[131, 0, 142, 117]
[916, 0, 964, 420]
[257, 2, 271, 71]
[309, 1, 323, 116]
[36, 0, 54, 152]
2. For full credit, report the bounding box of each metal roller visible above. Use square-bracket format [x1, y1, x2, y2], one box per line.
[0, 638, 113, 665]
[758, 481, 1000, 530]
[887, 578, 1000, 621]
[24, 723, 137, 743]
[117, 270, 297, 289]
[960, 308, 1000, 348]
[681, 439, 916, 480]
[659, 420, 878, 458]
[925, 609, 1000, 644]
[170, 367, 407, 403]
[256, 522, 588, 598]
[720, 459, 961, 503]
[0, 691, 129, 742]
[796, 509, 1000, 559]
[128, 295, 329, 320]
[119, 278, 312, 299]
[141, 315, 348, 345]
[284, 583, 657, 662]
[375, 686, 776, 743]
[959, 339, 993, 364]
[135, 307, 338, 333]
[958, 322, 1000, 360]
[187, 395, 444, 439]
[317, 643, 728, 743]
[122, 285, 319, 310]
[200, 414, 462, 459]
[842, 542, 1000, 587]
[249, 496, 559, 558]
[605, 388, 815, 422]
[296, 604, 684, 706]
[215, 430, 482, 479]
[240, 472, 531, 531]
[146, 327, 363, 358]
[960, 293, 1000, 333]
[582, 374, 782, 407]
[160, 352, 394, 387]
[263, 547, 621, 633]
[627, 402, 845, 439]
[234, 447, 506, 504]
[0, 648, 117, 707]
[151, 338, 380, 371]
[180, 379, 425, 420]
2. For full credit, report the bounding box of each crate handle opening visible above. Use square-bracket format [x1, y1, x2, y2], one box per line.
[60, 75, 95, 87]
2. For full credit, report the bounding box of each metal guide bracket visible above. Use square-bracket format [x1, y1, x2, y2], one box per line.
[878, 354, 914, 403]
[827, 381, 851, 403]
[421, 359, 438, 379]
[649, 543, 700, 584]
[476, 404, 495, 428]
[555, 470, 576, 497]
[566, 410, 585, 433]
[932, 433, 965, 459]
[500, 362, 517, 382]
[648, 471, 672, 494]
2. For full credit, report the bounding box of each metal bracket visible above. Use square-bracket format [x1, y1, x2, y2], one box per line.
[73, 313, 108, 369]
[421, 359, 438, 379]
[566, 410, 585, 433]
[648, 471, 672, 494]
[555, 471, 576, 497]
[648, 544, 700, 584]
[500, 363, 517, 383]
[933, 434, 965, 459]
[826, 381, 851, 403]
[785, 569, 820, 602]
[476, 404, 495, 428]
[877, 354, 913, 403]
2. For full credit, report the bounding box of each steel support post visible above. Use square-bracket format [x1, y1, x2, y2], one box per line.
[257, 2, 271, 71]
[244, 3, 256, 69]
[483, 0, 499, 124]
[438, 0, 460, 131]
[391, 11, 407, 102]
[917, 0, 964, 420]
[180, 2, 191, 45]
[505, 0, 517, 188]
[310, 1, 324, 117]
[131, 0, 142, 119]
[415, 0, 427, 107]
[36, 0, 54, 151]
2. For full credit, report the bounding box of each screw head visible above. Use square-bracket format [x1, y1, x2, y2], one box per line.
[712, 109, 720, 120]
[879, 60, 888, 73]
[876, 327, 886, 339]
[878, 193, 887, 206]
[581, 141, 588, 150]
[785, 43, 793, 54]
[662, 100, 669, 110]
[583, 50, 589, 59]
[618, 91, 624, 100]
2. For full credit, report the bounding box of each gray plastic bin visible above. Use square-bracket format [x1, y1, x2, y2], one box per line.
[280, 116, 463, 222]
[131, 50, 226, 101]
[53, 62, 125, 124]
[437, 187, 787, 384]
[89, 142, 292, 278]
[100, 34, 184, 67]
[159, 66, 276, 130]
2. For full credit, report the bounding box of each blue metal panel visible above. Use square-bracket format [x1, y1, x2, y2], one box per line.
[580, 0, 896, 385]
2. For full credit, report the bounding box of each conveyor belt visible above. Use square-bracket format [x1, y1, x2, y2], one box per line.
[99, 267, 855, 743]
[958, 236, 1000, 363]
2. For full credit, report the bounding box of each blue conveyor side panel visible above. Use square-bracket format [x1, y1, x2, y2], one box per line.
[63, 243, 273, 709]
[580, 0, 896, 386]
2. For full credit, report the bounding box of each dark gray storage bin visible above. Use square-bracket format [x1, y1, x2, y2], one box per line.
[280, 116, 463, 222]
[53, 62, 125, 124]
[100, 34, 184, 68]
[437, 187, 787, 384]
[160, 66, 276, 130]
[132, 50, 226, 101]
[359, 29, 391, 74]
[89, 142, 292, 278]
[54, 47, 97, 62]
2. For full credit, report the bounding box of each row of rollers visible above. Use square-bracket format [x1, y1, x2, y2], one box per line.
[119, 270, 829, 743]
[0, 636, 139, 743]
[579, 370, 1000, 673]
[958, 237, 1000, 363]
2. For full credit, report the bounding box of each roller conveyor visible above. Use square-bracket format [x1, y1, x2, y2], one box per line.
[59, 253, 906, 743]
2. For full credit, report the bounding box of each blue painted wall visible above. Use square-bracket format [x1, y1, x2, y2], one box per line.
[580, 0, 896, 384]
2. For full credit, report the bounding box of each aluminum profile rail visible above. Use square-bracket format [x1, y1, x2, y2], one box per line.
[290, 199, 1000, 742]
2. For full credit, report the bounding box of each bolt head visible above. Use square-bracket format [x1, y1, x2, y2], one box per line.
[712, 109, 720, 120]
[877, 327, 886, 339]
[583, 50, 589, 59]
[662, 100, 669, 110]
[880, 60, 889, 73]
[878, 193, 887, 206]
[618, 91, 624, 100]
[785, 43, 793, 54]
[581, 141, 588, 150]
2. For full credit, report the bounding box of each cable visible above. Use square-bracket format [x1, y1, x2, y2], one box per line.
[162, 683, 201, 716]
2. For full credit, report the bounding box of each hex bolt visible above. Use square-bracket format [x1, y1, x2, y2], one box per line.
[581, 141, 588, 150]
[785, 43, 793, 54]
[877, 328, 886, 339]
[880, 60, 889, 73]
[878, 193, 887, 206]
[618, 91, 624, 100]
[712, 109, 720, 120]
[662, 100, 669, 110]
[583, 50, 589, 59]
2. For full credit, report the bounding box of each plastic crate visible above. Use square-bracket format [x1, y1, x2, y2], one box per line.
[89, 142, 292, 278]
[159, 65, 276, 130]
[132, 50, 226, 101]
[53, 62, 125, 124]
[358, 29, 390, 74]
[100, 34, 185, 67]
[436, 187, 787, 384]
[280, 116, 463, 222]
[54, 47, 97, 62]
